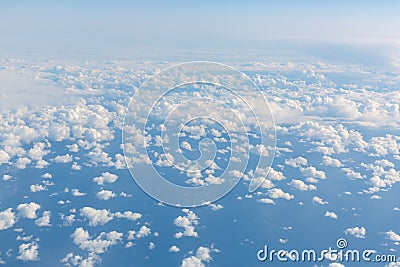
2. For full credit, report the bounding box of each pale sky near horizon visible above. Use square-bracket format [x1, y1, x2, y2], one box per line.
[1, 1, 399, 68]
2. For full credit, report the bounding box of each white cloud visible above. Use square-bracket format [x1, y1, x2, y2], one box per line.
[169, 245, 180, 252]
[80, 207, 113, 227]
[0, 208, 16, 230]
[16, 242, 39, 261]
[267, 188, 294, 200]
[285, 157, 308, 168]
[71, 227, 123, 254]
[322, 155, 342, 167]
[289, 179, 316, 191]
[208, 204, 223, 211]
[2, 174, 12, 181]
[312, 196, 328, 205]
[181, 141, 192, 151]
[71, 189, 86, 197]
[385, 230, 400, 242]
[174, 209, 199, 238]
[328, 263, 345, 267]
[342, 167, 364, 179]
[35, 211, 51, 227]
[149, 242, 155, 250]
[344, 226, 366, 238]
[96, 190, 116, 200]
[41, 173, 52, 179]
[61, 252, 101, 267]
[300, 166, 326, 180]
[92, 172, 118, 185]
[0, 150, 11, 165]
[0, 69, 73, 111]
[17, 202, 41, 219]
[325, 211, 338, 219]
[180, 245, 219, 267]
[258, 198, 275, 205]
[52, 154, 73, 164]
[114, 211, 142, 221]
[15, 157, 31, 169]
[30, 184, 47, 193]
[128, 225, 151, 240]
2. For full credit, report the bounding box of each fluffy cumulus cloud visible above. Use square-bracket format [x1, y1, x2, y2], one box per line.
[267, 188, 294, 200]
[17, 202, 41, 219]
[35, 211, 51, 227]
[80, 207, 113, 227]
[0, 208, 16, 230]
[127, 225, 151, 240]
[174, 209, 200, 238]
[71, 227, 123, 254]
[312, 196, 328, 205]
[80, 207, 142, 227]
[61, 252, 101, 267]
[289, 179, 316, 191]
[344, 226, 366, 238]
[96, 190, 116, 200]
[169, 245, 180, 253]
[385, 230, 400, 242]
[17, 242, 39, 261]
[325, 211, 338, 219]
[92, 172, 118, 185]
[180, 245, 219, 267]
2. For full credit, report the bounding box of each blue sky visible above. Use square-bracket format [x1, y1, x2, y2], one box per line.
[1, 0, 400, 66]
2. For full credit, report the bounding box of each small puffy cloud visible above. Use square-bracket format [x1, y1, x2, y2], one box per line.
[15, 157, 31, 169]
[80, 207, 113, 227]
[128, 225, 152, 240]
[71, 227, 123, 254]
[0, 150, 11, 165]
[169, 245, 180, 253]
[35, 211, 51, 227]
[51, 154, 73, 164]
[300, 166, 326, 180]
[174, 209, 199, 238]
[92, 172, 118, 185]
[325, 211, 338, 219]
[180, 256, 204, 267]
[208, 204, 223, 211]
[258, 198, 275, 205]
[313, 196, 328, 205]
[71, 189, 86, 197]
[96, 190, 116, 200]
[268, 168, 285, 181]
[385, 230, 400, 241]
[285, 157, 308, 168]
[289, 179, 316, 191]
[267, 188, 294, 200]
[114, 211, 142, 221]
[17, 202, 41, 219]
[149, 242, 155, 250]
[322, 155, 342, 167]
[30, 184, 47, 193]
[61, 252, 101, 267]
[344, 226, 366, 238]
[342, 168, 364, 179]
[16, 242, 39, 261]
[181, 141, 192, 151]
[180, 245, 219, 267]
[0, 208, 16, 230]
[328, 263, 345, 267]
[2, 174, 12, 181]
[41, 173, 52, 179]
